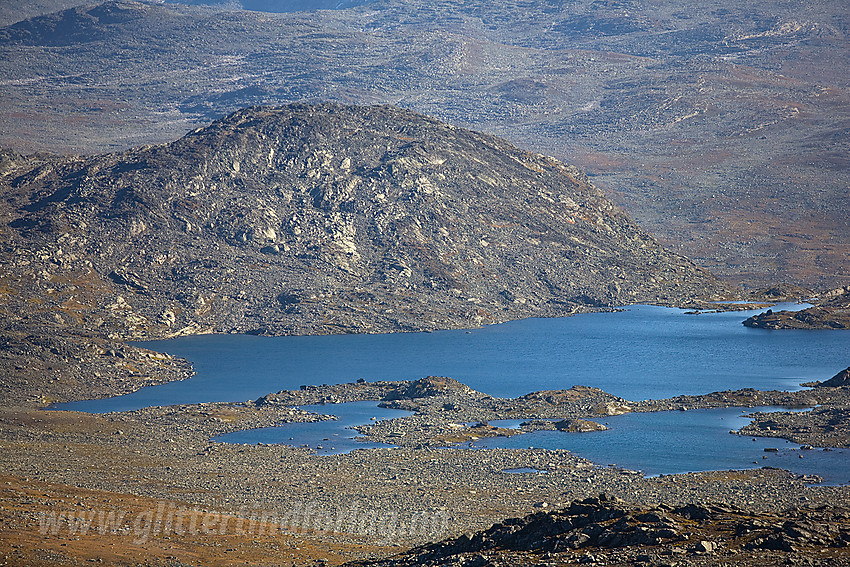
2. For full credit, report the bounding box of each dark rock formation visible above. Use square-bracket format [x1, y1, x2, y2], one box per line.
[820, 367, 850, 388]
[346, 495, 850, 566]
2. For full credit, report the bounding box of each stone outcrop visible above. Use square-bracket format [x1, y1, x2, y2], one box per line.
[819, 367, 850, 388]
[347, 495, 850, 566]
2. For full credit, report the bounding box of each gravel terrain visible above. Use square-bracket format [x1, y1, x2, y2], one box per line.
[2, 375, 850, 565]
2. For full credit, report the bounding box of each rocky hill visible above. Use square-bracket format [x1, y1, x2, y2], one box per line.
[0, 103, 726, 345]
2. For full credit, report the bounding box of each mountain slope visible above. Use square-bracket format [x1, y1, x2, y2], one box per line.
[1, 103, 726, 340]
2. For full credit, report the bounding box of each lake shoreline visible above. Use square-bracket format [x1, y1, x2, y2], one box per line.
[3, 304, 849, 565]
[3, 375, 850, 565]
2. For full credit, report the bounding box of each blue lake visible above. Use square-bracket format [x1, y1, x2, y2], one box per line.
[55, 303, 850, 481]
[59, 303, 848, 412]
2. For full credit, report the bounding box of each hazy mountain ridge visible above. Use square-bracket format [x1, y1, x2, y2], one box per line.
[0, 0, 145, 45]
[1, 103, 726, 341]
[0, 0, 370, 27]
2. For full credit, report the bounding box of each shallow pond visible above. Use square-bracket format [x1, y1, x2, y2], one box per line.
[473, 407, 850, 485]
[213, 401, 413, 455]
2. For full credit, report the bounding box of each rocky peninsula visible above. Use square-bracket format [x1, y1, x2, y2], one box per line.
[743, 287, 850, 330]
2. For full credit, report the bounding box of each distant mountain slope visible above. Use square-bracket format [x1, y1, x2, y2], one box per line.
[1, 0, 848, 289]
[0, 0, 368, 27]
[0, 0, 88, 27]
[0, 104, 725, 339]
[0, 0, 147, 45]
